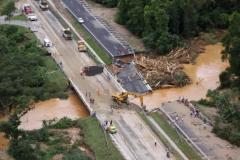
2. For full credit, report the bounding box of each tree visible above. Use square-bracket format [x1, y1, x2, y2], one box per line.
[222, 12, 240, 89]
[1, 1, 15, 19]
[116, 0, 128, 24]
[125, 0, 145, 36]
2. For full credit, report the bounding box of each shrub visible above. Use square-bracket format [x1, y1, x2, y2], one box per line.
[219, 70, 231, 88]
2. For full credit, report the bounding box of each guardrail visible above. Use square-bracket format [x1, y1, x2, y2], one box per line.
[47, 0, 126, 92]
[158, 106, 210, 160]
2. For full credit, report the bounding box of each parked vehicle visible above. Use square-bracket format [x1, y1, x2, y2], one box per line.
[42, 38, 52, 47]
[27, 14, 38, 21]
[22, 4, 33, 14]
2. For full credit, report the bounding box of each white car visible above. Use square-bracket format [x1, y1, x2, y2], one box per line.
[78, 17, 84, 23]
[27, 14, 37, 21]
[43, 38, 52, 47]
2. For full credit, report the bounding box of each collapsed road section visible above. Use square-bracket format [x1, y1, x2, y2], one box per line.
[62, 0, 151, 93]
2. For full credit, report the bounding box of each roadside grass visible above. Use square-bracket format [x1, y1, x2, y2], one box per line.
[48, 117, 124, 160]
[77, 117, 124, 160]
[8, 117, 124, 160]
[48, 4, 112, 64]
[71, 20, 112, 64]
[10, 14, 27, 21]
[149, 112, 203, 160]
[139, 112, 182, 160]
[43, 57, 68, 98]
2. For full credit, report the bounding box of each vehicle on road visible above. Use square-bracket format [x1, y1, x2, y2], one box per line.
[112, 92, 145, 108]
[106, 124, 117, 134]
[77, 40, 86, 52]
[39, 0, 49, 10]
[77, 17, 84, 23]
[42, 38, 52, 47]
[22, 4, 33, 14]
[27, 14, 38, 21]
[62, 28, 72, 40]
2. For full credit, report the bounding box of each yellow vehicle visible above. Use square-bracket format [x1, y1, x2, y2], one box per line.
[112, 92, 144, 107]
[106, 124, 117, 134]
[77, 40, 87, 52]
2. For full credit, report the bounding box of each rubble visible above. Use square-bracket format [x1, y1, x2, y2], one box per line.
[135, 40, 205, 89]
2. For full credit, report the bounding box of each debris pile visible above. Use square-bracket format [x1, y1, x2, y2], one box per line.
[135, 45, 205, 89]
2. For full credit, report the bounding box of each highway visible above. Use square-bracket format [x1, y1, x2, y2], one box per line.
[62, 0, 132, 57]
[16, 0, 173, 159]
[61, 0, 151, 93]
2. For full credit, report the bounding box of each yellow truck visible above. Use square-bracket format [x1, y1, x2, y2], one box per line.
[77, 40, 87, 52]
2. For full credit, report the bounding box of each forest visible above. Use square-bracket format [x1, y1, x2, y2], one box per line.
[0, 25, 68, 114]
[116, 0, 240, 54]
[93, 0, 240, 54]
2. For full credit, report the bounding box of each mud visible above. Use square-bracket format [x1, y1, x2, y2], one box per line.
[19, 93, 89, 130]
[132, 43, 228, 109]
[0, 115, 11, 160]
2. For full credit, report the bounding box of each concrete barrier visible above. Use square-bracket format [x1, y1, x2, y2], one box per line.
[46, 0, 126, 93]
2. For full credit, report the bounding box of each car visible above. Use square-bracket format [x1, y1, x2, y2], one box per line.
[27, 14, 37, 21]
[78, 17, 84, 23]
[43, 38, 52, 47]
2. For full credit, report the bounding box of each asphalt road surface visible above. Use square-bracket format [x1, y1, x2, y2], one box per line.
[62, 0, 133, 57]
[61, 0, 151, 93]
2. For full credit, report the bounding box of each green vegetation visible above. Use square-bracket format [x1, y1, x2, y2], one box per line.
[1, 117, 124, 160]
[145, 112, 202, 160]
[10, 14, 27, 21]
[116, 0, 240, 54]
[197, 12, 240, 146]
[74, 117, 123, 160]
[0, 25, 68, 113]
[91, 0, 118, 7]
[72, 20, 112, 64]
[48, 4, 112, 64]
[139, 113, 182, 160]
[0, 0, 15, 19]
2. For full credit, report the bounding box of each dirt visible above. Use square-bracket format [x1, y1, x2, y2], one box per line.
[55, 128, 95, 160]
[162, 102, 240, 160]
[0, 116, 12, 160]
[19, 92, 89, 130]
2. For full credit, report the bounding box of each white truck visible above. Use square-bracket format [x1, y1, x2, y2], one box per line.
[27, 14, 38, 21]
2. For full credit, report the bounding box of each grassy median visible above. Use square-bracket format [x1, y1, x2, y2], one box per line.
[48, 4, 112, 64]
[150, 112, 203, 160]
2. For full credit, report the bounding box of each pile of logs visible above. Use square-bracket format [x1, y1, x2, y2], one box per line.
[135, 46, 205, 89]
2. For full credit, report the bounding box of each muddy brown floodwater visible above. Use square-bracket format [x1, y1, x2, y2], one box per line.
[19, 93, 89, 130]
[0, 115, 10, 159]
[134, 43, 229, 109]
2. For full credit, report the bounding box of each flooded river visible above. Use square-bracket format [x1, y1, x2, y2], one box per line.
[140, 43, 228, 109]
[19, 93, 89, 130]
